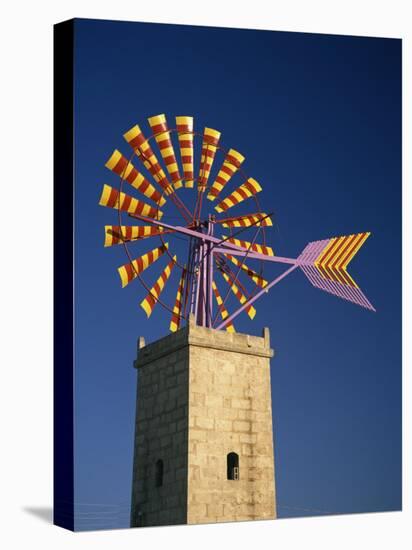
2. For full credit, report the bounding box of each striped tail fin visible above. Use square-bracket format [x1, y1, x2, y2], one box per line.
[298, 233, 375, 311]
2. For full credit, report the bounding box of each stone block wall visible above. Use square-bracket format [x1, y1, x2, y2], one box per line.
[186, 324, 276, 524]
[130, 330, 190, 527]
[130, 318, 276, 527]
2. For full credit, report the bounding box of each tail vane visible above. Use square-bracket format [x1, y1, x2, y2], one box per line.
[298, 233, 375, 311]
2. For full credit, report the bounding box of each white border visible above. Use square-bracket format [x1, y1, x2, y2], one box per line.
[0, 1, 409, 549]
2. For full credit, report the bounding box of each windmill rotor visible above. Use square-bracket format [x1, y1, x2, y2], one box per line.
[99, 113, 375, 332]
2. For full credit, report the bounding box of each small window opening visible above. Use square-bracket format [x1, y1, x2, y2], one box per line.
[155, 459, 164, 487]
[227, 452, 239, 480]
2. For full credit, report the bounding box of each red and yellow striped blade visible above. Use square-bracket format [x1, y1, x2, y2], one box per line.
[140, 255, 176, 317]
[207, 149, 245, 201]
[198, 127, 221, 192]
[314, 232, 371, 288]
[215, 178, 261, 213]
[212, 281, 235, 333]
[123, 124, 174, 195]
[117, 243, 169, 288]
[104, 225, 166, 247]
[221, 272, 256, 320]
[105, 150, 166, 206]
[217, 213, 273, 228]
[148, 114, 182, 189]
[99, 184, 163, 219]
[222, 235, 274, 256]
[223, 254, 268, 287]
[170, 267, 186, 332]
[176, 116, 194, 188]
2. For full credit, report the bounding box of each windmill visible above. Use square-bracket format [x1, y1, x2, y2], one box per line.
[98, 113, 375, 333]
[99, 113, 376, 527]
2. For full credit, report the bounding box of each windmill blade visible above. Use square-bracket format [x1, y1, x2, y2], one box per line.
[216, 213, 273, 228]
[223, 253, 268, 287]
[221, 235, 274, 256]
[118, 243, 169, 288]
[220, 271, 256, 320]
[123, 124, 174, 195]
[99, 184, 163, 219]
[148, 114, 183, 189]
[214, 178, 262, 213]
[140, 255, 176, 317]
[176, 116, 194, 188]
[105, 150, 166, 206]
[104, 225, 167, 247]
[212, 281, 235, 333]
[198, 127, 221, 191]
[170, 267, 186, 332]
[207, 149, 245, 201]
[298, 233, 375, 311]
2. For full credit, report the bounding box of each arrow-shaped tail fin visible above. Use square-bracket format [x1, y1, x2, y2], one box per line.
[298, 233, 375, 311]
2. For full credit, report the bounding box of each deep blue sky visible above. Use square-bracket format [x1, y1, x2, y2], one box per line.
[73, 19, 401, 530]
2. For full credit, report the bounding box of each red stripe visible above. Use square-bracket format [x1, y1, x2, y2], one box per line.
[236, 187, 248, 201]
[157, 137, 173, 150]
[126, 167, 138, 184]
[215, 175, 227, 186]
[150, 122, 168, 134]
[220, 164, 235, 177]
[125, 263, 134, 282]
[122, 194, 132, 211]
[335, 233, 366, 270]
[138, 179, 149, 194]
[179, 139, 192, 147]
[129, 131, 146, 149]
[204, 135, 219, 146]
[113, 155, 127, 175]
[107, 188, 119, 208]
[226, 153, 242, 168]
[328, 235, 359, 274]
[145, 294, 156, 309]
[243, 180, 257, 195]
[177, 124, 190, 132]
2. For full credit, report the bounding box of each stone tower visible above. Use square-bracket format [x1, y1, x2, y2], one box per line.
[130, 316, 276, 527]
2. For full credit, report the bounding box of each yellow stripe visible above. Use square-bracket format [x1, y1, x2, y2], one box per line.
[148, 114, 166, 126]
[118, 266, 130, 288]
[228, 149, 245, 164]
[205, 127, 221, 140]
[314, 238, 338, 266]
[99, 184, 112, 207]
[176, 115, 192, 125]
[123, 125, 141, 145]
[341, 233, 370, 269]
[105, 149, 122, 171]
